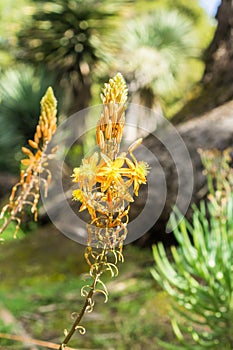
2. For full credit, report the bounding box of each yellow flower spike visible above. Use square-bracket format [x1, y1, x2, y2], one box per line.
[21, 87, 57, 168]
[125, 157, 150, 196]
[72, 152, 99, 191]
[0, 87, 58, 237]
[61, 74, 149, 350]
[96, 153, 127, 192]
[73, 74, 150, 238]
[101, 73, 128, 105]
[97, 73, 128, 158]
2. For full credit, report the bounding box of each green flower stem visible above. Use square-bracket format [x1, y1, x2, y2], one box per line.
[59, 249, 108, 350]
[59, 278, 97, 349]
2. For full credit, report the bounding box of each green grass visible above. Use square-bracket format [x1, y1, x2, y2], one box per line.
[0, 219, 25, 242]
[0, 225, 176, 349]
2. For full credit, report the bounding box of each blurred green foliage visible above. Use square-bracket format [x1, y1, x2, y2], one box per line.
[0, 0, 215, 173]
[0, 0, 30, 70]
[15, 0, 214, 114]
[127, 0, 214, 52]
[0, 218, 25, 241]
[0, 65, 58, 172]
[152, 148, 233, 349]
[0, 232, 176, 349]
[16, 0, 129, 113]
[117, 9, 201, 115]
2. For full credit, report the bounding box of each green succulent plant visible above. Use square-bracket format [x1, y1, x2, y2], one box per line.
[152, 148, 233, 349]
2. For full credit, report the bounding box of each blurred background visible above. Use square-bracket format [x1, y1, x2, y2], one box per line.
[0, 0, 216, 175]
[1, 0, 231, 349]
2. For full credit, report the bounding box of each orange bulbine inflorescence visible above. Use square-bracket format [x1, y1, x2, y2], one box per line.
[72, 73, 149, 249]
[0, 87, 57, 237]
[60, 74, 149, 350]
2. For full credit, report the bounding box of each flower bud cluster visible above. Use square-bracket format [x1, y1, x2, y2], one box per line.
[72, 73, 149, 248]
[0, 87, 57, 236]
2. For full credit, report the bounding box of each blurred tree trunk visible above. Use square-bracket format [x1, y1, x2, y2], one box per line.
[173, 0, 233, 123]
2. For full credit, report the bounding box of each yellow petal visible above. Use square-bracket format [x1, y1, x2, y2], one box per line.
[125, 157, 135, 170]
[114, 155, 126, 168]
[72, 189, 83, 201]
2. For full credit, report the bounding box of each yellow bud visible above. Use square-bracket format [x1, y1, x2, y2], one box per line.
[105, 120, 112, 140]
[96, 129, 105, 150]
[103, 106, 109, 124]
[116, 127, 123, 144]
[36, 125, 42, 138]
[21, 159, 31, 166]
[112, 105, 118, 124]
[28, 139, 38, 149]
[22, 147, 33, 156]
[128, 138, 143, 153]
[109, 101, 114, 117]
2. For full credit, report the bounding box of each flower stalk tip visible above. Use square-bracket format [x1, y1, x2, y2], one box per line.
[72, 73, 149, 249]
[0, 87, 58, 237]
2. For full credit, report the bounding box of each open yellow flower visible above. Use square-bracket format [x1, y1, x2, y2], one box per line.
[72, 189, 84, 202]
[125, 157, 150, 196]
[72, 152, 99, 190]
[71, 74, 149, 248]
[96, 153, 128, 192]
